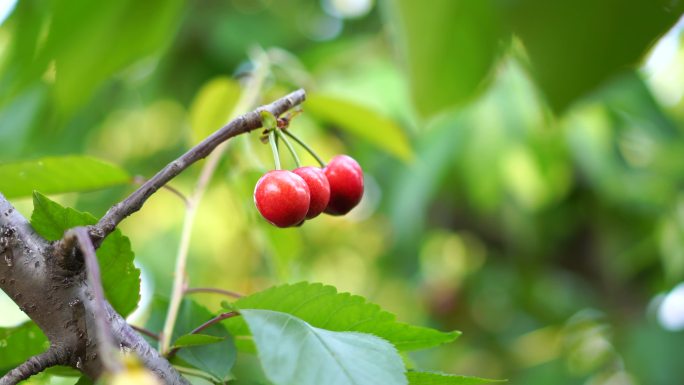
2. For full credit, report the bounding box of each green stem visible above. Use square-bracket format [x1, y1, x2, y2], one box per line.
[276, 129, 301, 167]
[269, 130, 281, 170]
[159, 48, 270, 355]
[282, 129, 326, 167]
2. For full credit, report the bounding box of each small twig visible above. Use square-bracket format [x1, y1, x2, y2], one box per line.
[68, 227, 123, 373]
[133, 176, 189, 206]
[166, 311, 240, 359]
[130, 324, 160, 341]
[184, 287, 244, 299]
[91, 88, 307, 244]
[0, 346, 69, 385]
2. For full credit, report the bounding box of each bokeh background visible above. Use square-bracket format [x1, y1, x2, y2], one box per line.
[2, 0, 684, 384]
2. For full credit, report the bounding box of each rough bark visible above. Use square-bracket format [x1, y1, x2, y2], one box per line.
[0, 89, 307, 384]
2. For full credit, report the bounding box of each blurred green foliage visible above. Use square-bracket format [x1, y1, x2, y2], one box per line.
[1, 0, 684, 384]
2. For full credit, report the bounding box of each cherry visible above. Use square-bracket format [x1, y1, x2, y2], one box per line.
[324, 155, 364, 216]
[293, 166, 331, 219]
[254, 170, 310, 227]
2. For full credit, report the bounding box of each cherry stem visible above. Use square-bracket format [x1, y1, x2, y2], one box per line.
[269, 130, 281, 170]
[184, 287, 243, 299]
[276, 129, 301, 167]
[282, 129, 326, 167]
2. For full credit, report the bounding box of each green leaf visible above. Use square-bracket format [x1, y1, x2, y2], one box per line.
[74, 376, 94, 385]
[305, 93, 414, 162]
[242, 309, 408, 385]
[227, 282, 459, 351]
[189, 77, 242, 144]
[407, 371, 505, 385]
[172, 334, 226, 348]
[30, 192, 140, 317]
[507, 0, 684, 112]
[386, 0, 505, 117]
[146, 296, 236, 381]
[0, 322, 49, 375]
[46, 0, 185, 113]
[0, 155, 130, 199]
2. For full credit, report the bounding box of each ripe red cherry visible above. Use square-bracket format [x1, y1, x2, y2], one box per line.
[254, 170, 310, 227]
[293, 166, 331, 219]
[324, 155, 364, 216]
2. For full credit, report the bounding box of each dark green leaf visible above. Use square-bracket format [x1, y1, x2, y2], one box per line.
[30, 192, 140, 317]
[407, 371, 505, 385]
[0, 155, 130, 198]
[508, 0, 684, 112]
[227, 282, 460, 351]
[386, 0, 505, 117]
[172, 334, 226, 348]
[74, 376, 94, 385]
[242, 309, 408, 385]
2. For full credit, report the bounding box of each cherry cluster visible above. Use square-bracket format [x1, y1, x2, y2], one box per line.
[254, 155, 364, 227]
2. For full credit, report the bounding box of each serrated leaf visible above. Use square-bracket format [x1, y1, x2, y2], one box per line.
[227, 282, 459, 351]
[306, 93, 413, 162]
[189, 77, 242, 144]
[0, 155, 130, 199]
[242, 309, 408, 385]
[30, 192, 140, 317]
[386, 0, 505, 117]
[0, 322, 49, 375]
[407, 371, 505, 385]
[172, 334, 226, 348]
[146, 296, 236, 381]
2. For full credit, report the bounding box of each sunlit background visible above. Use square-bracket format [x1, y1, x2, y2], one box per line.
[1, 0, 684, 384]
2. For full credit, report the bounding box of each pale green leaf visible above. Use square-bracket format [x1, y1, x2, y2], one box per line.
[189, 77, 242, 144]
[30, 192, 140, 317]
[242, 309, 408, 385]
[407, 371, 505, 385]
[0, 155, 130, 199]
[306, 93, 413, 161]
[172, 334, 226, 348]
[227, 282, 460, 351]
[386, 0, 504, 117]
[0, 322, 49, 375]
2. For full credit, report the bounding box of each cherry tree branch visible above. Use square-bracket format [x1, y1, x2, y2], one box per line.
[91, 89, 307, 243]
[0, 347, 70, 385]
[67, 227, 123, 373]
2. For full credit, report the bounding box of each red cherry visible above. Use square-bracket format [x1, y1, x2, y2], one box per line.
[324, 155, 364, 216]
[293, 166, 331, 219]
[254, 170, 310, 227]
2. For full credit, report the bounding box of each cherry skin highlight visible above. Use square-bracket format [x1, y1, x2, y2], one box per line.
[293, 166, 331, 219]
[324, 155, 364, 216]
[254, 170, 310, 227]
